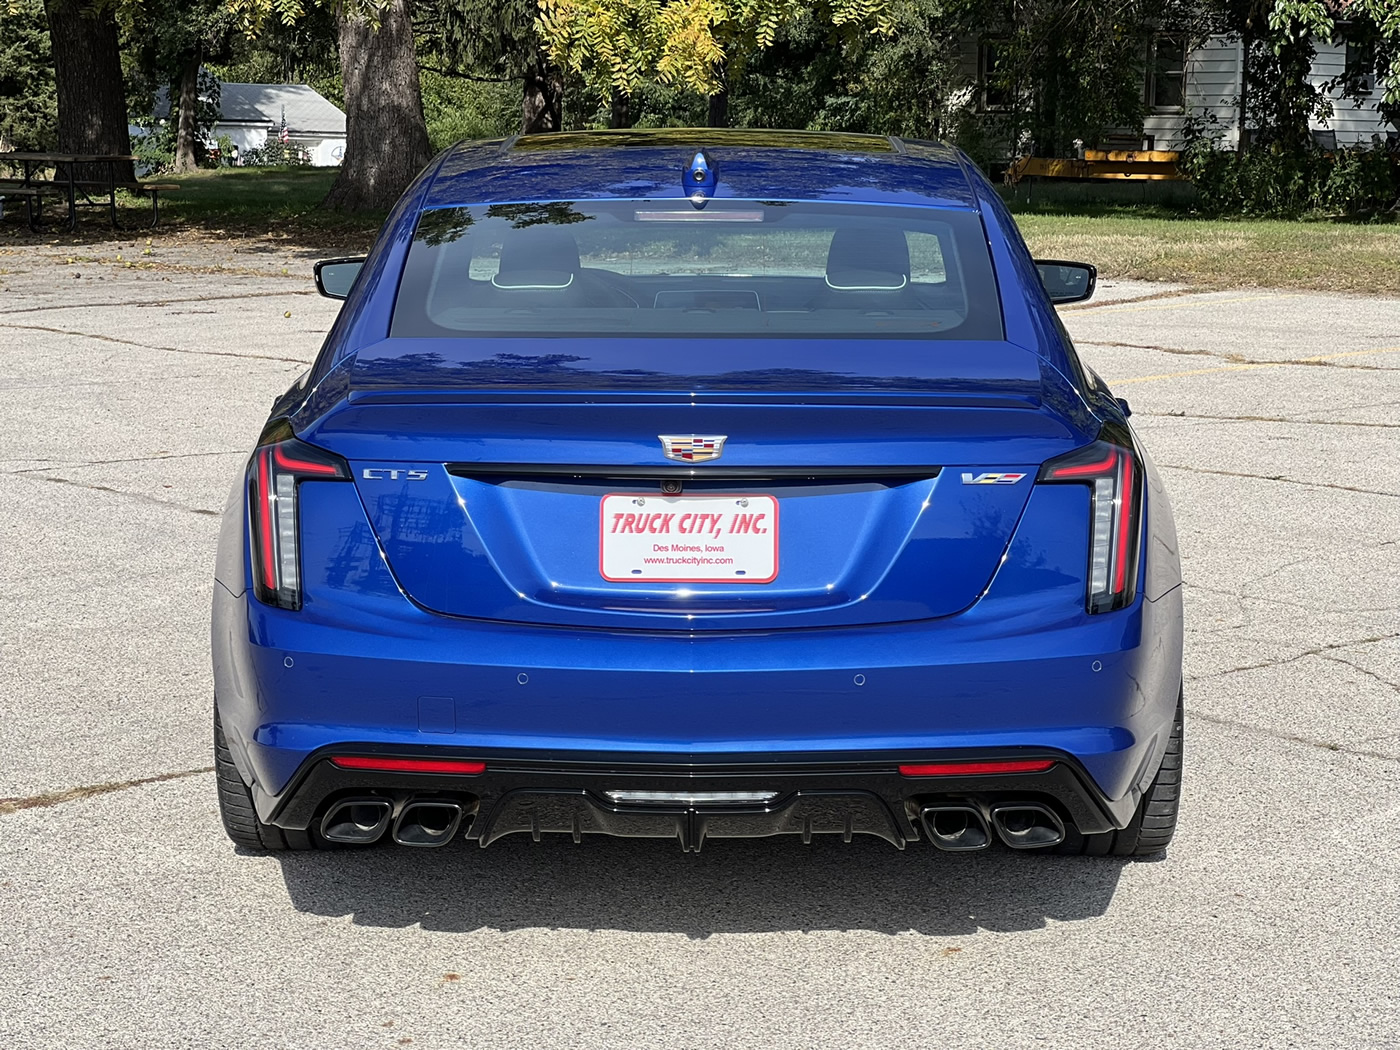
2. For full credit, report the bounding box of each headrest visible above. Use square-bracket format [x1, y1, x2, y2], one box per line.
[493, 226, 581, 289]
[825, 227, 910, 291]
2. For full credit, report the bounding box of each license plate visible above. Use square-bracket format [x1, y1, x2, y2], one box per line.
[600, 493, 778, 583]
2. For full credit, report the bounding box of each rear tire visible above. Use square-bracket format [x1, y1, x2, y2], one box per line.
[1057, 691, 1183, 858]
[214, 707, 316, 851]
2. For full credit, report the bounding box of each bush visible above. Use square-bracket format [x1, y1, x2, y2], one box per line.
[240, 140, 312, 167]
[1181, 117, 1400, 218]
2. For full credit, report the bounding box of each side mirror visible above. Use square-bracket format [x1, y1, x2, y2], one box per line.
[314, 257, 366, 299]
[1034, 260, 1097, 304]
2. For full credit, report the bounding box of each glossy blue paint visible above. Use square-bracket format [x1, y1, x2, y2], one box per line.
[212, 131, 1184, 834]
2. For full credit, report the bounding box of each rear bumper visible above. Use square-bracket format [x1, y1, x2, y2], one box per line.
[266, 747, 1136, 849]
[213, 578, 1183, 837]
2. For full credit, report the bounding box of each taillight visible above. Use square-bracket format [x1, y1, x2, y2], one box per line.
[247, 424, 350, 609]
[1038, 424, 1142, 614]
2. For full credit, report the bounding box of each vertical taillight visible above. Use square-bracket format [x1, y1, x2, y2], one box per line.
[247, 426, 350, 610]
[1037, 426, 1142, 614]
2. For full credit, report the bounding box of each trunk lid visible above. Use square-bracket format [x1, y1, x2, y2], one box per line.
[296, 338, 1094, 630]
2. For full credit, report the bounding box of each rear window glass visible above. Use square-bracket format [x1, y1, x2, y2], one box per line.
[390, 201, 1003, 341]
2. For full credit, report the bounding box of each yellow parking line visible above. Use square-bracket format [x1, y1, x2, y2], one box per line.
[1112, 345, 1400, 386]
[1076, 292, 1301, 316]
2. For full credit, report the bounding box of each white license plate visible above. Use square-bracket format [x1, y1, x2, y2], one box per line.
[600, 493, 778, 583]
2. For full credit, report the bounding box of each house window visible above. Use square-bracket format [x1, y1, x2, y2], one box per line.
[1148, 36, 1187, 111]
[979, 40, 1012, 112]
[1345, 40, 1376, 94]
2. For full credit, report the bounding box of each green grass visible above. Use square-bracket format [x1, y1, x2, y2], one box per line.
[6, 166, 1398, 294]
[1001, 179, 1400, 293]
[153, 167, 383, 236]
[1014, 208, 1400, 295]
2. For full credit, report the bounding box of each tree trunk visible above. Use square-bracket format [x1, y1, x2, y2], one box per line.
[324, 0, 433, 213]
[42, 0, 134, 182]
[173, 49, 202, 173]
[521, 53, 563, 135]
[706, 88, 729, 128]
[609, 89, 633, 129]
[706, 63, 729, 128]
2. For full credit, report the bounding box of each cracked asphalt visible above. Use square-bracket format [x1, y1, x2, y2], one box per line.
[1, 241, 1398, 1050]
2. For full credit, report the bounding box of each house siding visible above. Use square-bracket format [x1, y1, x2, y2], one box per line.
[1309, 40, 1395, 145]
[1145, 35, 1242, 150]
[955, 32, 1395, 156]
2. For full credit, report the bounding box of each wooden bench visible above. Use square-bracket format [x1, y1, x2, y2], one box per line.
[1006, 150, 1184, 185]
[69, 179, 181, 227]
[0, 154, 172, 229]
[0, 180, 45, 222]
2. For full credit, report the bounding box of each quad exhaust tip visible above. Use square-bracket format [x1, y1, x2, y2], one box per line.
[391, 799, 464, 848]
[990, 803, 1066, 849]
[920, 805, 992, 852]
[320, 798, 392, 845]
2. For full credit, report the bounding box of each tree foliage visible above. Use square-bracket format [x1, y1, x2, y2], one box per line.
[0, 0, 57, 151]
[536, 0, 895, 100]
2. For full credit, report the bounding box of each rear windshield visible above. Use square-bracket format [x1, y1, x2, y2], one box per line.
[390, 201, 1003, 340]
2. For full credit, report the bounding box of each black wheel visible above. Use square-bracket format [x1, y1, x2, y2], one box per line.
[214, 707, 316, 851]
[1057, 692, 1183, 858]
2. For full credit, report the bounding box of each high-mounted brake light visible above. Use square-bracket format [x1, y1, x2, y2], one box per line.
[899, 759, 1055, 777]
[331, 756, 486, 775]
[247, 424, 350, 610]
[1038, 425, 1142, 613]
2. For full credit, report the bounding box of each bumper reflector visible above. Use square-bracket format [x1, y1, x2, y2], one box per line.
[331, 756, 486, 775]
[603, 790, 780, 807]
[899, 759, 1055, 777]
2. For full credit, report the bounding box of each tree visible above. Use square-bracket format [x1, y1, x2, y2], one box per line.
[536, 0, 895, 129]
[227, 0, 432, 211]
[1268, 0, 1400, 107]
[423, 0, 565, 134]
[323, 0, 432, 211]
[127, 0, 236, 171]
[41, 0, 134, 180]
[0, 0, 57, 152]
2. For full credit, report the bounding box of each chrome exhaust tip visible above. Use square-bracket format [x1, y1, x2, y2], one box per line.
[919, 805, 992, 852]
[391, 800, 464, 848]
[320, 798, 393, 844]
[990, 803, 1066, 849]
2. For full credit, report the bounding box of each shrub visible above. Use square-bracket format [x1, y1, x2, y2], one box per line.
[1181, 115, 1399, 218]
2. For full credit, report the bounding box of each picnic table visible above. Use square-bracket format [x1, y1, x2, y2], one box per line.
[0, 152, 180, 229]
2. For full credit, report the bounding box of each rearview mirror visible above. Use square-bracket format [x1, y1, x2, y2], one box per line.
[314, 257, 366, 299]
[1034, 260, 1097, 305]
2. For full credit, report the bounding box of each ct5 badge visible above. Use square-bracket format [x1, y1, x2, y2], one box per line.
[361, 468, 429, 481]
[962, 472, 1026, 485]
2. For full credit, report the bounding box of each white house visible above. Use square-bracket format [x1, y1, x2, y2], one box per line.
[211, 83, 346, 166]
[962, 33, 1397, 153]
[140, 82, 347, 167]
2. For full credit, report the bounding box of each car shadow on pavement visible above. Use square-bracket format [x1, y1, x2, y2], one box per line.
[274, 834, 1129, 937]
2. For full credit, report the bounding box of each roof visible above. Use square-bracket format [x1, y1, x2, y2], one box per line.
[153, 82, 346, 136]
[423, 129, 978, 210]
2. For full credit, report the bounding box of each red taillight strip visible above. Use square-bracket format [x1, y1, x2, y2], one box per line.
[1045, 448, 1118, 479]
[254, 448, 278, 592]
[331, 756, 486, 775]
[272, 444, 344, 476]
[1113, 450, 1136, 593]
[899, 759, 1055, 777]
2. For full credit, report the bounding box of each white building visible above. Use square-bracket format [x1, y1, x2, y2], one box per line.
[962, 34, 1397, 152]
[211, 83, 346, 166]
[140, 82, 347, 167]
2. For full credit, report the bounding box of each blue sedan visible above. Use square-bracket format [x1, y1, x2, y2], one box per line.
[212, 130, 1183, 857]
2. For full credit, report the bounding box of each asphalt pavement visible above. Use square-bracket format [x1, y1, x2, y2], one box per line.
[1, 241, 1398, 1049]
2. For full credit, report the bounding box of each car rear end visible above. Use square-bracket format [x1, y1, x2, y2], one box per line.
[212, 136, 1183, 855]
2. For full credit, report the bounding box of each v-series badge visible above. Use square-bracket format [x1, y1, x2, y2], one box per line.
[362, 468, 429, 481]
[961, 472, 1026, 485]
